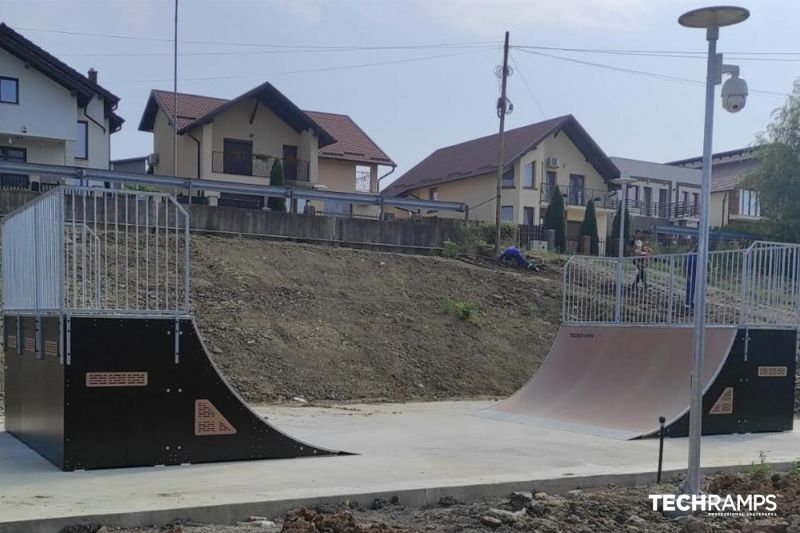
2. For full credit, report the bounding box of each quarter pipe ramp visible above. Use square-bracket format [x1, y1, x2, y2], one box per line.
[485, 325, 796, 440]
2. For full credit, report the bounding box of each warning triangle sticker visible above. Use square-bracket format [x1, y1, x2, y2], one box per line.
[709, 387, 734, 415]
[195, 399, 238, 435]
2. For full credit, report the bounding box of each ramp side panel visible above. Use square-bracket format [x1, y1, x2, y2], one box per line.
[489, 325, 737, 438]
[63, 317, 338, 470]
[3, 316, 65, 469]
[661, 328, 796, 437]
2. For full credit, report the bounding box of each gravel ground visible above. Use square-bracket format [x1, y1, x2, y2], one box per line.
[66, 469, 800, 533]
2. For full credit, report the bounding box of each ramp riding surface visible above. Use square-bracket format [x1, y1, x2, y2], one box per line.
[485, 325, 795, 439]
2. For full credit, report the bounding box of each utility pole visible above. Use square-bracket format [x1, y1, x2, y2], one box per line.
[494, 31, 510, 253]
[173, 0, 179, 179]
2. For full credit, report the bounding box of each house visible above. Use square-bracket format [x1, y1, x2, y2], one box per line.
[668, 148, 761, 228]
[382, 115, 620, 238]
[111, 156, 149, 174]
[138, 83, 395, 213]
[0, 23, 123, 188]
[609, 157, 702, 232]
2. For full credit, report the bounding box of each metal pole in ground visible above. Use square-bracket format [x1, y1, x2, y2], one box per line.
[612, 175, 635, 323]
[678, 5, 749, 495]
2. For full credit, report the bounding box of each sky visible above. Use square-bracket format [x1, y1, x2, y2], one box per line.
[2, 0, 798, 189]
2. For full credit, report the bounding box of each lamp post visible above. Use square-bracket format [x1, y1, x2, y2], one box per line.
[612, 175, 636, 323]
[678, 5, 749, 496]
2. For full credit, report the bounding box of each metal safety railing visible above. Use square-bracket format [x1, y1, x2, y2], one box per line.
[2, 186, 190, 316]
[563, 241, 800, 327]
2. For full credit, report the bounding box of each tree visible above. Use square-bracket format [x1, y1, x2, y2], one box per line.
[267, 159, 286, 212]
[609, 202, 631, 256]
[579, 199, 600, 255]
[745, 79, 800, 242]
[543, 185, 566, 253]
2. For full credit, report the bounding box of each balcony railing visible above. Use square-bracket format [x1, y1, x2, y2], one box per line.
[211, 152, 310, 182]
[607, 199, 700, 218]
[542, 184, 616, 209]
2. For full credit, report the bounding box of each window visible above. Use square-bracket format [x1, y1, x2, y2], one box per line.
[0, 77, 18, 104]
[739, 189, 761, 217]
[223, 139, 253, 175]
[545, 171, 557, 198]
[568, 174, 585, 205]
[501, 168, 514, 188]
[642, 187, 652, 216]
[523, 161, 535, 188]
[658, 189, 668, 217]
[501, 205, 514, 222]
[75, 121, 88, 160]
[523, 206, 536, 227]
[692, 192, 699, 212]
[429, 187, 439, 201]
[0, 146, 28, 189]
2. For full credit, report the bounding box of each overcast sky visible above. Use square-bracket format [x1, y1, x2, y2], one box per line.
[3, 0, 798, 186]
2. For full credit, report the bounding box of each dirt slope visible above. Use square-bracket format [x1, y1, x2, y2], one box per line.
[189, 236, 562, 403]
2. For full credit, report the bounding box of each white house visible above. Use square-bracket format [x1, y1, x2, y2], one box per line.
[0, 23, 123, 188]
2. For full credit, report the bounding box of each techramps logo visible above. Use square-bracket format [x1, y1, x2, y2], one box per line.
[649, 494, 778, 517]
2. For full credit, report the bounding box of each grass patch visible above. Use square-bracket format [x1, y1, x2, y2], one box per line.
[440, 298, 478, 324]
[749, 450, 773, 480]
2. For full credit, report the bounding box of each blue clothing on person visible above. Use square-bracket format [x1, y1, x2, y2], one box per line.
[500, 246, 534, 270]
[685, 253, 698, 308]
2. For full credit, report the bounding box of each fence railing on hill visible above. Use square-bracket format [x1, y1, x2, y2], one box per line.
[563, 241, 800, 327]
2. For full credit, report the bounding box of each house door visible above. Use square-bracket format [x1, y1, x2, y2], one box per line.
[223, 139, 253, 176]
[0, 147, 28, 189]
[658, 189, 668, 217]
[282, 145, 298, 181]
[643, 186, 652, 216]
[569, 174, 585, 205]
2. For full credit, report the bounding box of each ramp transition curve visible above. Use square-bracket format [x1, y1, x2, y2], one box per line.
[486, 325, 796, 440]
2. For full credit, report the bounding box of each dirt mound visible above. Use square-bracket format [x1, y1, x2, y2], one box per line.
[189, 235, 562, 404]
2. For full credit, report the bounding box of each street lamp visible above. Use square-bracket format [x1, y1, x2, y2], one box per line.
[612, 174, 636, 323]
[678, 4, 749, 496]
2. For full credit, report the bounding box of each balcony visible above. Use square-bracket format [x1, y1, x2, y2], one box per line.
[608, 199, 699, 218]
[542, 184, 615, 209]
[212, 152, 310, 182]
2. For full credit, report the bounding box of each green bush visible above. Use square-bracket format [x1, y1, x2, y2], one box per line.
[543, 186, 566, 253]
[442, 240, 460, 258]
[267, 159, 286, 212]
[578, 199, 600, 255]
[748, 451, 773, 480]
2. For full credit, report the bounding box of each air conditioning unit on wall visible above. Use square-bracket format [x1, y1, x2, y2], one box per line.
[147, 153, 159, 165]
[545, 157, 560, 169]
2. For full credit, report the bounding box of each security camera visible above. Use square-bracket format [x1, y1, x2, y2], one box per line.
[721, 72, 748, 113]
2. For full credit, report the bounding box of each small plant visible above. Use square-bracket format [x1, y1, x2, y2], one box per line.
[440, 298, 477, 323]
[442, 240, 460, 258]
[748, 450, 773, 480]
[790, 458, 800, 477]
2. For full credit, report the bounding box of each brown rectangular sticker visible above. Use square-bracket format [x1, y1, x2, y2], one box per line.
[758, 366, 788, 378]
[86, 372, 148, 387]
[24, 338, 35, 352]
[7, 335, 16, 349]
[44, 340, 58, 357]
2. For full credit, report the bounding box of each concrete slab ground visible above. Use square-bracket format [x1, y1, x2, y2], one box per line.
[1, 401, 799, 532]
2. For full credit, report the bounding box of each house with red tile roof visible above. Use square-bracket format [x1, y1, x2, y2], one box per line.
[139, 82, 394, 212]
[383, 115, 620, 240]
[668, 147, 761, 227]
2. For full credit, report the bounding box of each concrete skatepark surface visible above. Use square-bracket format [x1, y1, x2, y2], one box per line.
[2, 401, 800, 531]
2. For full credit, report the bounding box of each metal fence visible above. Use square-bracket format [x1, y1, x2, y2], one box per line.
[2, 186, 190, 316]
[563, 241, 800, 327]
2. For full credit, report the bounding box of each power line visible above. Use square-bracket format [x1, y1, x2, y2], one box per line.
[509, 54, 546, 118]
[14, 26, 499, 51]
[514, 48, 789, 98]
[513, 44, 800, 59]
[108, 48, 497, 84]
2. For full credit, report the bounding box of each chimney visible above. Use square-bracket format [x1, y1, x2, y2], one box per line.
[88, 68, 97, 84]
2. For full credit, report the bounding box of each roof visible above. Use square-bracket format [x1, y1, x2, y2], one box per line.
[666, 147, 758, 192]
[139, 87, 395, 162]
[382, 115, 619, 197]
[304, 111, 395, 166]
[139, 90, 228, 131]
[610, 156, 701, 186]
[0, 23, 123, 132]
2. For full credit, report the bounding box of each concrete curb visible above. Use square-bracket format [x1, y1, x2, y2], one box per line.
[2, 461, 792, 533]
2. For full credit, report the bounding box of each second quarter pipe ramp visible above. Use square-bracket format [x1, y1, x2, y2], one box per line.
[485, 325, 796, 440]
